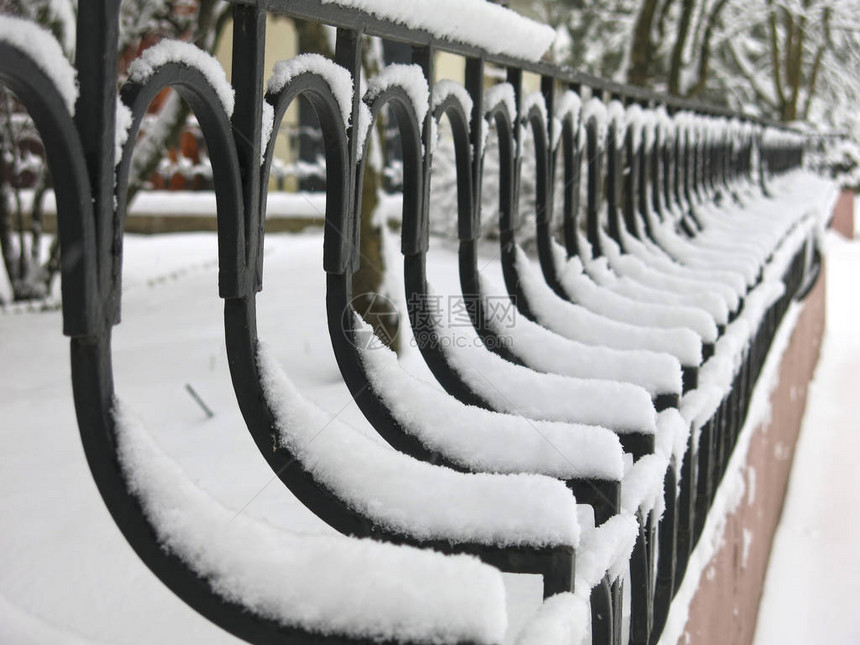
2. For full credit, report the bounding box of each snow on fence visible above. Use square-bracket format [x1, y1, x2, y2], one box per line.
[0, 1, 834, 644]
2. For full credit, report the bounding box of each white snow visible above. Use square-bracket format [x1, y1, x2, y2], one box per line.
[114, 100, 134, 166]
[128, 40, 234, 117]
[432, 79, 474, 117]
[511, 246, 703, 366]
[484, 83, 517, 122]
[0, 15, 78, 114]
[655, 408, 690, 479]
[575, 514, 639, 590]
[258, 343, 581, 548]
[478, 275, 683, 396]
[607, 100, 626, 149]
[515, 592, 589, 645]
[753, 233, 860, 645]
[267, 54, 354, 129]
[554, 91, 581, 125]
[319, 0, 556, 61]
[0, 166, 849, 643]
[641, 110, 657, 152]
[260, 101, 275, 163]
[588, 245, 731, 324]
[356, 101, 373, 159]
[0, 232, 565, 642]
[854, 194, 860, 239]
[113, 399, 509, 644]
[366, 64, 430, 126]
[553, 242, 719, 342]
[605, 230, 745, 305]
[553, 91, 585, 150]
[625, 104, 644, 153]
[582, 98, 608, 143]
[14, 189, 343, 221]
[658, 298, 805, 645]
[620, 453, 668, 518]
[356, 324, 625, 481]
[522, 92, 548, 133]
[429, 293, 659, 434]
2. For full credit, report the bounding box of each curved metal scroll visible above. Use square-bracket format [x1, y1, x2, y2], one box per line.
[0, 43, 99, 336]
[6, 50, 348, 643]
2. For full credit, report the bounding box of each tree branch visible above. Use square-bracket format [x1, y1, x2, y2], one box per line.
[668, 0, 696, 95]
[801, 5, 832, 120]
[627, 0, 661, 87]
[785, 11, 806, 120]
[686, 0, 730, 98]
[767, 0, 786, 107]
[725, 39, 778, 110]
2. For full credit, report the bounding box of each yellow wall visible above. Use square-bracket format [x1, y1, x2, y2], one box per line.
[215, 15, 299, 190]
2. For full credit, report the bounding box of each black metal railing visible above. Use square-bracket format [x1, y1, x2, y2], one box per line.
[0, 1, 819, 644]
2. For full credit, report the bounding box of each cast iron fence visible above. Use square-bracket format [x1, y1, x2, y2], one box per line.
[0, 1, 817, 644]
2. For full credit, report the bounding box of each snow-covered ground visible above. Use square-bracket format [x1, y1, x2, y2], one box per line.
[0, 229, 546, 644]
[1, 226, 857, 644]
[753, 232, 860, 645]
[855, 193, 859, 238]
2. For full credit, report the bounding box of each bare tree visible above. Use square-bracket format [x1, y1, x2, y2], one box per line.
[524, 0, 860, 131]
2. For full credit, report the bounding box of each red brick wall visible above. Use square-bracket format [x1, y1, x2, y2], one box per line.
[830, 190, 855, 239]
[677, 264, 826, 645]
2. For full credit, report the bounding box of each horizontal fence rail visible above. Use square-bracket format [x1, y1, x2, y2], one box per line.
[0, 1, 824, 644]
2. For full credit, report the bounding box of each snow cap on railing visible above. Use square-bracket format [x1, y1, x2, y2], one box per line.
[555, 90, 581, 126]
[575, 514, 638, 589]
[673, 111, 696, 145]
[582, 98, 608, 145]
[522, 91, 548, 149]
[641, 109, 658, 152]
[366, 63, 429, 125]
[0, 15, 78, 114]
[268, 54, 354, 129]
[607, 100, 626, 149]
[654, 106, 674, 143]
[128, 40, 234, 117]
[484, 82, 517, 121]
[555, 90, 583, 150]
[112, 398, 510, 645]
[431, 79, 474, 117]
[522, 91, 548, 128]
[763, 126, 804, 149]
[320, 0, 556, 61]
[705, 116, 726, 145]
[625, 104, 644, 153]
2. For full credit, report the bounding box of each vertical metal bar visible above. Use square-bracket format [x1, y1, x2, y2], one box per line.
[606, 118, 620, 243]
[74, 0, 120, 324]
[540, 74, 556, 227]
[586, 117, 603, 256]
[624, 127, 639, 239]
[412, 44, 435, 252]
[335, 27, 363, 272]
[465, 56, 485, 236]
[231, 4, 266, 293]
[506, 66, 523, 232]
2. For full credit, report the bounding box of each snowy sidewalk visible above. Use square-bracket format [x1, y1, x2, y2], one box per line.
[0, 231, 545, 644]
[754, 233, 860, 644]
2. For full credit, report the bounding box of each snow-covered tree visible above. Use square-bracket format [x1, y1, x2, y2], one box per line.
[521, 0, 860, 137]
[717, 0, 860, 129]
